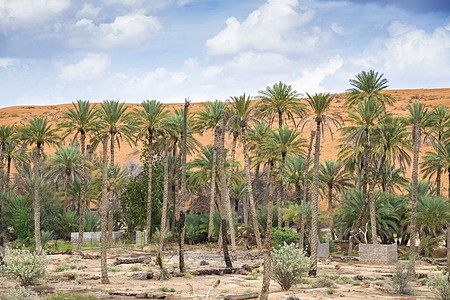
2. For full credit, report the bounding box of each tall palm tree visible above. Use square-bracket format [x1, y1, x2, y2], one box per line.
[157, 144, 170, 272]
[304, 93, 338, 275]
[319, 160, 354, 239]
[46, 146, 82, 213]
[345, 70, 394, 108]
[179, 99, 189, 273]
[230, 95, 263, 249]
[343, 98, 386, 244]
[247, 120, 271, 177]
[268, 126, 306, 228]
[99, 133, 109, 283]
[134, 100, 169, 245]
[0, 124, 15, 247]
[256, 81, 306, 128]
[98, 100, 136, 246]
[193, 100, 226, 241]
[60, 100, 99, 250]
[19, 117, 59, 253]
[406, 102, 433, 276]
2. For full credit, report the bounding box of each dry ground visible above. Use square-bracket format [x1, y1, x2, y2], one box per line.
[0, 243, 440, 299]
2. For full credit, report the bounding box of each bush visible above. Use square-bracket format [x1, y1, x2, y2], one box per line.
[271, 228, 299, 247]
[427, 269, 450, 300]
[390, 262, 414, 295]
[271, 242, 311, 290]
[47, 292, 99, 300]
[0, 247, 48, 286]
[0, 286, 37, 300]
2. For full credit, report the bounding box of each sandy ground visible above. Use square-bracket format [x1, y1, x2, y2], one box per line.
[0, 243, 439, 299]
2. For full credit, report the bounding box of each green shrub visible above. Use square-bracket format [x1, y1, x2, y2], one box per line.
[390, 262, 414, 295]
[311, 277, 337, 288]
[0, 247, 48, 286]
[336, 276, 356, 285]
[46, 292, 99, 300]
[84, 212, 100, 232]
[40, 230, 53, 249]
[63, 272, 77, 280]
[184, 212, 208, 244]
[427, 269, 450, 300]
[271, 228, 299, 247]
[271, 242, 311, 290]
[0, 286, 37, 300]
[152, 227, 173, 243]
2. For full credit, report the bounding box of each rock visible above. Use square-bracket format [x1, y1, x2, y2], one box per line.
[241, 264, 252, 272]
[200, 260, 209, 266]
[134, 272, 154, 280]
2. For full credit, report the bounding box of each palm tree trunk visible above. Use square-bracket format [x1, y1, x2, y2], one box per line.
[409, 118, 420, 277]
[217, 114, 232, 267]
[208, 128, 219, 241]
[34, 146, 42, 254]
[108, 132, 115, 246]
[0, 143, 4, 248]
[310, 120, 321, 275]
[178, 100, 188, 273]
[328, 185, 334, 240]
[242, 125, 263, 250]
[145, 129, 154, 245]
[63, 173, 69, 214]
[447, 222, 449, 274]
[100, 133, 110, 284]
[367, 131, 377, 244]
[169, 141, 178, 232]
[157, 148, 169, 270]
[260, 161, 276, 300]
[277, 185, 282, 229]
[226, 131, 238, 251]
[6, 156, 11, 193]
[281, 154, 289, 228]
[77, 132, 87, 250]
[300, 130, 315, 249]
[436, 168, 441, 197]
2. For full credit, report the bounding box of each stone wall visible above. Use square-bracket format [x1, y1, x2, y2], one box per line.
[318, 241, 330, 258]
[71, 231, 123, 243]
[359, 243, 397, 263]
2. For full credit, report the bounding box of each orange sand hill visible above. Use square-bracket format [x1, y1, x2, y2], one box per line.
[2, 88, 449, 210]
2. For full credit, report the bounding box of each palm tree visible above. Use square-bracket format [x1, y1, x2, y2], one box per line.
[345, 70, 394, 108]
[19, 117, 59, 253]
[268, 126, 306, 228]
[230, 95, 263, 249]
[99, 132, 109, 283]
[421, 140, 450, 199]
[60, 100, 99, 250]
[98, 100, 136, 246]
[319, 160, 353, 239]
[46, 146, 82, 213]
[179, 99, 189, 273]
[193, 100, 226, 241]
[343, 98, 386, 244]
[156, 144, 170, 272]
[304, 93, 339, 275]
[256, 81, 306, 128]
[0, 124, 15, 247]
[134, 100, 169, 245]
[406, 102, 433, 276]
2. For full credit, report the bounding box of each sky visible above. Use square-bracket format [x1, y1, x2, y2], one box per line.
[0, 0, 449, 107]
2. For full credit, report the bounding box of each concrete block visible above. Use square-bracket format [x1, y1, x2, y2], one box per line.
[359, 243, 397, 264]
[71, 231, 123, 243]
[136, 231, 141, 247]
[318, 241, 330, 258]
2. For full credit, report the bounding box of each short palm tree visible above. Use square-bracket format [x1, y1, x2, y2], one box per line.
[19, 117, 59, 253]
[98, 100, 136, 246]
[319, 160, 353, 239]
[134, 100, 169, 245]
[421, 140, 450, 198]
[60, 100, 100, 250]
[256, 81, 306, 128]
[46, 146, 82, 214]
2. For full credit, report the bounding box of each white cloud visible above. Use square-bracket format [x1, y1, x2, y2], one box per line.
[60, 53, 110, 81]
[0, 0, 70, 32]
[70, 13, 162, 49]
[205, 0, 318, 55]
[76, 3, 101, 19]
[0, 58, 15, 68]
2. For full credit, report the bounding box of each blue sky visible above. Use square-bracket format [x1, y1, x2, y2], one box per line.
[0, 0, 449, 107]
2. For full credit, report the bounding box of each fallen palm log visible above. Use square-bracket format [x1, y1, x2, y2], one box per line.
[113, 257, 151, 266]
[52, 249, 100, 259]
[422, 257, 446, 266]
[174, 265, 258, 277]
[223, 292, 259, 300]
[108, 290, 166, 299]
[330, 255, 359, 262]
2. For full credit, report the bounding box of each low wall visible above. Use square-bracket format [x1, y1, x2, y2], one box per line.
[318, 241, 329, 258]
[71, 231, 123, 243]
[359, 243, 397, 263]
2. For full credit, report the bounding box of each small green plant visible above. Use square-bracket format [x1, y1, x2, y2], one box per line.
[159, 286, 175, 292]
[46, 292, 99, 300]
[107, 266, 120, 272]
[184, 273, 194, 278]
[0, 286, 37, 300]
[390, 262, 414, 295]
[75, 276, 85, 284]
[244, 269, 262, 280]
[271, 242, 311, 290]
[326, 287, 336, 295]
[129, 265, 143, 272]
[336, 276, 356, 285]
[0, 247, 48, 286]
[63, 272, 77, 280]
[427, 269, 450, 300]
[311, 278, 337, 289]
[271, 228, 299, 247]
